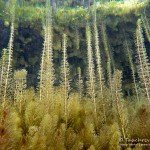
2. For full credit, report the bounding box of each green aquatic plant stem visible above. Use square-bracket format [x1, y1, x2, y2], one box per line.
[39, 27, 46, 101]
[94, 8, 103, 98]
[142, 14, 150, 42]
[39, 0, 54, 101]
[77, 67, 83, 100]
[112, 70, 127, 141]
[101, 23, 113, 92]
[3, 1, 16, 106]
[86, 25, 96, 114]
[123, 31, 140, 101]
[14, 69, 27, 113]
[136, 19, 150, 103]
[93, 5, 106, 122]
[61, 33, 70, 124]
[0, 49, 7, 97]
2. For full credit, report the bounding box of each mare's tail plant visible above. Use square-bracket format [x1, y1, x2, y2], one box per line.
[93, 7, 104, 98]
[60, 33, 70, 124]
[112, 70, 128, 141]
[101, 23, 113, 92]
[0, 49, 8, 97]
[77, 67, 83, 100]
[141, 14, 150, 42]
[86, 25, 96, 114]
[14, 69, 27, 112]
[123, 31, 140, 101]
[93, 4, 106, 122]
[3, 0, 16, 105]
[135, 19, 150, 103]
[39, 0, 54, 102]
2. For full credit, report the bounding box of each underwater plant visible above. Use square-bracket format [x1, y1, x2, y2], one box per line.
[77, 67, 83, 99]
[60, 33, 70, 124]
[111, 70, 128, 141]
[135, 19, 150, 103]
[93, 6, 104, 98]
[101, 23, 113, 92]
[86, 25, 96, 114]
[14, 69, 27, 113]
[123, 31, 140, 101]
[0, 49, 8, 97]
[142, 14, 150, 42]
[39, 0, 54, 102]
[2, 0, 16, 106]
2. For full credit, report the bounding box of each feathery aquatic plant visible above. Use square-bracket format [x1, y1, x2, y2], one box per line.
[39, 0, 54, 101]
[39, 26, 46, 101]
[101, 23, 113, 91]
[3, 0, 16, 105]
[0, 49, 8, 97]
[93, 8, 104, 98]
[93, 5, 106, 122]
[77, 67, 83, 100]
[86, 25, 96, 114]
[141, 14, 150, 42]
[136, 19, 150, 103]
[61, 33, 70, 123]
[123, 32, 140, 101]
[14, 69, 27, 112]
[112, 70, 127, 141]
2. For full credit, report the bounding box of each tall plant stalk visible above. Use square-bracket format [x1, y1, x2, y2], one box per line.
[14, 69, 27, 113]
[3, 0, 16, 105]
[39, 0, 54, 101]
[123, 31, 140, 101]
[93, 2, 106, 121]
[141, 14, 150, 42]
[101, 23, 113, 91]
[136, 19, 150, 103]
[61, 33, 70, 124]
[0, 49, 8, 97]
[86, 25, 96, 114]
[77, 67, 83, 100]
[112, 70, 127, 141]
[93, 7, 103, 98]
[39, 27, 46, 101]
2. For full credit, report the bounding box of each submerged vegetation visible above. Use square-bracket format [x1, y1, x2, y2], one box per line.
[0, 0, 150, 149]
